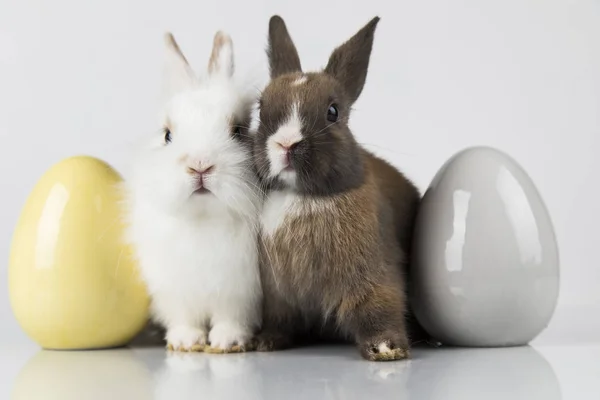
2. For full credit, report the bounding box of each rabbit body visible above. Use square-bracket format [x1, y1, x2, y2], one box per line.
[124, 32, 262, 352]
[254, 16, 422, 361]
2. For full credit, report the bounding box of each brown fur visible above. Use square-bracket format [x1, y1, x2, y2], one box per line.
[256, 71, 366, 195]
[325, 17, 380, 103]
[258, 154, 417, 360]
[230, 106, 254, 149]
[267, 16, 302, 78]
[254, 15, 424, 361]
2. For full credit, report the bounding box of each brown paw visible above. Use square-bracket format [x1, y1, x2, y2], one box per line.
[256, 333, 293, 352]
[360, 340, 410, 361]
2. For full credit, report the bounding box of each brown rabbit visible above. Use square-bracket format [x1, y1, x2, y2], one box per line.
[254, 15, 422, 361]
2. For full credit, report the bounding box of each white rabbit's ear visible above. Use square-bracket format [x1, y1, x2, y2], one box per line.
[207, 31, 234, 78]
[162, 32, 196, 100]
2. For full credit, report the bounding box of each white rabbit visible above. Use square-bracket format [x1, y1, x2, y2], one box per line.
[122, 31, 262, 352]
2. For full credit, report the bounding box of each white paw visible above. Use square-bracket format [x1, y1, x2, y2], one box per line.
[166, 326, 207, 351]
[208, 323, 251, 351]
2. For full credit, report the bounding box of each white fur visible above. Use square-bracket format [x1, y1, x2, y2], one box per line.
[122, 32, 262, 351]
[292, 75, 307, 86]
[266, 102, 303, 187]
[377, 343, 391, 353]
[261, 190, 301, 237]
[261, 189, 333, 238]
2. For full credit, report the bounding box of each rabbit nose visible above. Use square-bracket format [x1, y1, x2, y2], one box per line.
[276, 142, 299, 165]
[188, 165, 214, 194]
[276, 142, 299, 153]
[187, 165, 214, 179]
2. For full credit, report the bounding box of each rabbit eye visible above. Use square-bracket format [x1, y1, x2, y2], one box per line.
[232, 126, 242, 136]
[164, 128, 172, 144]
[327, 104, 339, 123]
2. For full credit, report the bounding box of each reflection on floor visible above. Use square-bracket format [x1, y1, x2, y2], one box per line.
[9, 343, 588, 399]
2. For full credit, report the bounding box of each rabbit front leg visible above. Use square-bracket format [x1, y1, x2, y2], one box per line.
[341, 283, 411, 361]
[166, 325, 208, 352]
[206, 297, 259, 353]
[255, 302, 298, 352]
[207, 320, 253, 353]
[152, 291, 208, 352]
[255, 279, 300, 352]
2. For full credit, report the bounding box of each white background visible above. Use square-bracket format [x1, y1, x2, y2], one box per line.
[0, 0, 598, 346]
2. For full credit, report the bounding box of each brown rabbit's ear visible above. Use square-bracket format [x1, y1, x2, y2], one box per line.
[324, 16, 380, 104]
[267, 15, 302, 78]
[208, 31, 235, 78]
[162, 32, 197, 100]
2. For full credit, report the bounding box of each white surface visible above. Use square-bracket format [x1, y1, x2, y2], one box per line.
[0, 0, 599, 346]
[1, 343, 600, 399]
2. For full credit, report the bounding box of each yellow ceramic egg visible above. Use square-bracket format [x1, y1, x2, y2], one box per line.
[8, 156, 149, 350]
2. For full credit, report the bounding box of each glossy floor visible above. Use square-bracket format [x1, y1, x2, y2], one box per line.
[2, 343, 600, 399]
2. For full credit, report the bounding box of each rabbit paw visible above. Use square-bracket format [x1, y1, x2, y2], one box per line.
[205, 323, 253, 353]
[256, 331, 293, 352]
[166, 326, 207, 352]
[360, 338, 410, 361]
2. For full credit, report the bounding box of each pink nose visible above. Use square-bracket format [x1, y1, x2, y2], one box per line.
[187, 165, 214, 185]
[276, 142, 298, 152]
[276, 142, 298, 166]
[188, 165, 214, 175]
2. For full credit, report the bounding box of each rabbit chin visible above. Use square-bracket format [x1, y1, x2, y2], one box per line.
[277, 169, 297, 189]
[181, 193, 231, 218]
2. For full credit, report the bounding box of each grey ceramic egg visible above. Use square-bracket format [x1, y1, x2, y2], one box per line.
[411, 146, 559, 347]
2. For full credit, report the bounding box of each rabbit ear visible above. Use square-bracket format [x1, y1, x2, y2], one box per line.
[162, 32, 196, 99]
[324, 16, 380, 105]
[208, 31, 234, 78]
[267, 15, 302, 78]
